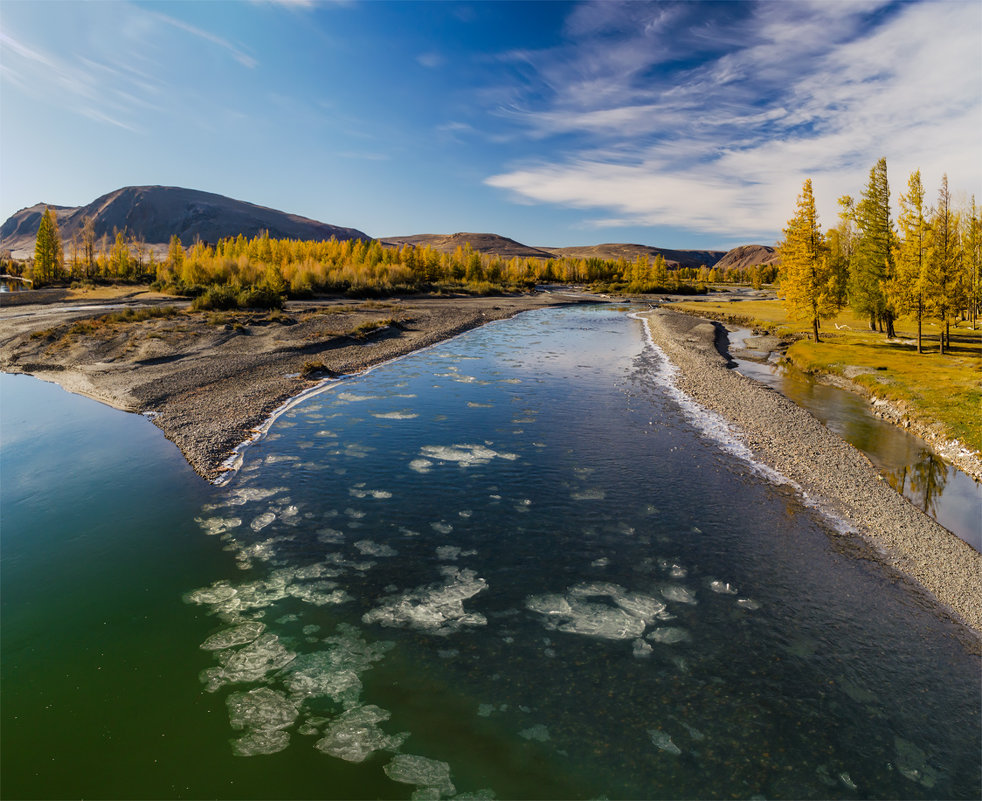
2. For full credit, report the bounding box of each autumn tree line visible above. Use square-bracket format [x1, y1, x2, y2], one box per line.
[779, 159, 980, 353]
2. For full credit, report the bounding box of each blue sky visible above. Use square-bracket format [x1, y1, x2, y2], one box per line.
[1, 0, 979, 250]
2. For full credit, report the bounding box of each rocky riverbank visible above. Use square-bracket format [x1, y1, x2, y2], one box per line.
[641, 308, 982, 638]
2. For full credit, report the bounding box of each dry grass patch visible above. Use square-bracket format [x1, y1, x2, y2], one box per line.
[670, 299, 981, 453]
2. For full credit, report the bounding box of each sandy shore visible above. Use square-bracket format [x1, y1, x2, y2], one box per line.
[642, 308, 982, 638]
[0, 291, 599, 481]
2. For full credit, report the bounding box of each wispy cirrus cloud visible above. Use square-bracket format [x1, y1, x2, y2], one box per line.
[485, 0, 982, 242]
[148, 11, 258, 69]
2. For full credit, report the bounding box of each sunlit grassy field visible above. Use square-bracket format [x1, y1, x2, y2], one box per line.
[670, 298, 982, 453]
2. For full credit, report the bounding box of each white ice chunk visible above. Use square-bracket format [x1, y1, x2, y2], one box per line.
[200, 633, 296, 692]
[251, 511, 276, 531]
[736, 598, 761, 610]
[518, 724, 550, 742]
[384, 754, 456, 797]
[418, 444, 517, 467]
[355, 540, 398, 557]
[649, 729, 682, 755]
[314, 705, 408, 763]
[372, 411, 418, 420]
[646, 627, 691, 644]
[661, 585, 698, 605]
[436, 546, 461, 561]
[196, 516, 242, 535]
[227, 687, 298, 734]
[363, 568, 488, 636]
[633, 639, 653, 659]
[200, 622, 266, 651]
[431, 522, 454, 535]
[570, 489, 605, 501]
[709, 579, 738, 595]
[409, 459, 434, 473]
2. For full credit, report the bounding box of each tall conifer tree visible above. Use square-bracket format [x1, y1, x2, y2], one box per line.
[889, 171, 930, 353]
[925, 174, 961, 354]
[32, 207, 63, 286]
[850, 158, 896, 335]
[778, 179, 837, 342]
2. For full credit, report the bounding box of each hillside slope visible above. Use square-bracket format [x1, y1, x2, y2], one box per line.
[1, 186, 369, 258]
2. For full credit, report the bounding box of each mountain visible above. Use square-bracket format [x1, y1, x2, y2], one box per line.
[381, 232, 555, 259]
[712, 244, 779, 271]
[541, 243, 726, 269]
[0, 186, 369, 258]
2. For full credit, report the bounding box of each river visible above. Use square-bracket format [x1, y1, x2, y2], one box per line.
[2, 305, 979, 799]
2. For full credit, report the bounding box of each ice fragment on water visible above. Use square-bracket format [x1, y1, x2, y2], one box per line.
[251, 511, 276, 531]
[418, 444, 517, 467]
[372, 411, 418, 419]
[196, 516, 242, 535]
[363, 568, 488, 635]
[680, 722, 705, 742]
[410, 459, 434, 473]
[436, 546, 461, 561]
[314, 705, 408, 763]
[591, 557, 610, 568]
[200, 633, 296, 692]
[648, 729, 682, 755]
[518, 724, 550, 742]
[230, 727, 291, 757]
[227, 686, 298, 733]
[633, 639, 653, 658]
[571, 489, 605, 501]
[354, 540, 398, 557]
[661, 585, 698, 605]
[200, 622, 266, 651]
[709, 579, 738, 594]
[384, 754, 456, 797]
[477, 704, 494, 718]
[736, 598, 761, 610]
[431, 522, 454, 535]
[646, 627, 691, 645]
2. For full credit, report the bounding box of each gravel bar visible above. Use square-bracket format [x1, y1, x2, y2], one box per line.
[642, 308, 981, 638]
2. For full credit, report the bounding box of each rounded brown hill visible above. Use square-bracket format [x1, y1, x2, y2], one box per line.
[382, 232, 555, 259]
[1, 186, 369, 258]
[544, 243, 726, 269]
[713, 244, 779, 271]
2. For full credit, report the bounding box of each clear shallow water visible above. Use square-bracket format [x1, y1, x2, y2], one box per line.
[2, 307, 980, 800]
[727, 328, 982, 551]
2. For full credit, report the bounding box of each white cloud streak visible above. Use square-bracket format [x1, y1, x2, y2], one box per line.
[485, 0, 982, 241]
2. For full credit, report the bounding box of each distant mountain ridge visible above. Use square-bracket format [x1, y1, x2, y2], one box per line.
[0, 186, 369, 258]
[2, 185, 774, 271]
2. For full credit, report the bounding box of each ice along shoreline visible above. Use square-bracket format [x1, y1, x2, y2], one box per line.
[639, 308, 982, 638]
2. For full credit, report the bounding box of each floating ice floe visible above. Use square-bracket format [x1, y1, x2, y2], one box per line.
[372, 411, 418, 420]
[219, 487, 289, 508]
[436, 546, 461, 561]
[336, 392, 377, 402]
[736, 598, 761, 610]
[518, 724, 550, 742]
[349, 488, 393, 499]
[362, 568, 488, 636]
[265, 454, 300, 464]
[314, 705, 408, 763]
[633, 639, 653, 658]
[431, 522, 454, 535]
[227, 687, 299, 756]
[526, 582, 676, 642]
[709, 579, 738, 595]
[418, 444, 518, 468]
[646, 627, 691, 644]
[196, 517, 242, 536]
[200, 633, 296, 692]
[355, 540, 398, 557]
[250, 511, 276, 532]
[410, 459, 434, 473]
[648, 729, 682, 755]
[384, 754, 456, 798]
[200, 621, 266, 651]
[661, 585, 698, 605]
[570, 489, 605, 501]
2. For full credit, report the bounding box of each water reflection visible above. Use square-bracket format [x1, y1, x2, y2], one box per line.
[726, 328, 981, 551]
[886, 451, 949, 520]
